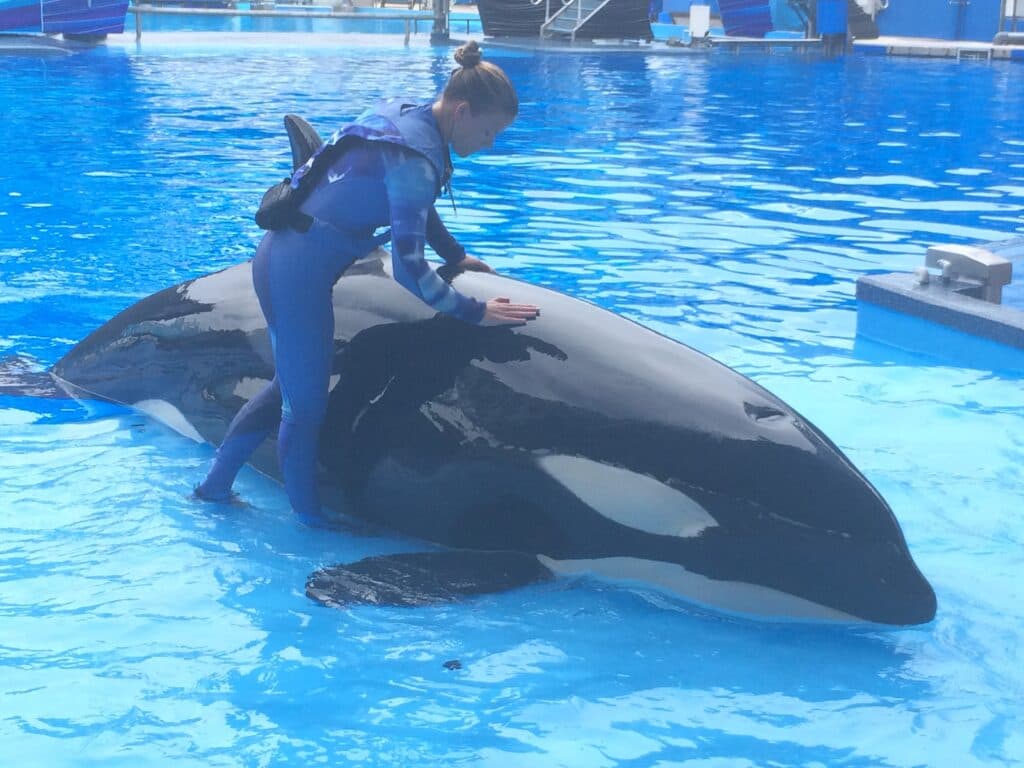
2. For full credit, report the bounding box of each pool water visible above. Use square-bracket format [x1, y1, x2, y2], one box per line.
[2, 37, 1024, 766]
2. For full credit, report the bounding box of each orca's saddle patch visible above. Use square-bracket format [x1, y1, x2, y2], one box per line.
[306, 550, 554, 608]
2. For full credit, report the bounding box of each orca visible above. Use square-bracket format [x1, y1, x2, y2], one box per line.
[25, 117, 937, 625]
[39, 247, 936, 626]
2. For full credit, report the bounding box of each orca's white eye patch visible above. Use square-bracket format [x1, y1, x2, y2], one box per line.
[537, 454, 717, 538]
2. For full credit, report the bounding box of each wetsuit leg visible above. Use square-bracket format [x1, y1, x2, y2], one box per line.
[194, 378, 281, 501]
[194, 234, 282, 502]
[257, 223, 350, 524]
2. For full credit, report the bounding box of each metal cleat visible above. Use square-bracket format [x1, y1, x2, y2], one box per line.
[924, 244, 1013, 304]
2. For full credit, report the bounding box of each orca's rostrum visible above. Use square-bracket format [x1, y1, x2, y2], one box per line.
[49, 251, 937, 626]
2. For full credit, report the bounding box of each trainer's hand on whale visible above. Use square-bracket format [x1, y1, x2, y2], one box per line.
[482, 297, 540, 326]
[459, 255, 495, 273]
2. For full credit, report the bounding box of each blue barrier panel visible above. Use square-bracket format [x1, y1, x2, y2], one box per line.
[816, 0, 846, 35]
[718, 0, 771, 36]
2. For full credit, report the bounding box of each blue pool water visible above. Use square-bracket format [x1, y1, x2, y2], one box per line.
[3, 37, 1024, 766]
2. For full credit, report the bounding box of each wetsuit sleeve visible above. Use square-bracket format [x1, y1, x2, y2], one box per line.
[383, 148, 486, 324]
[426, 205, 467, 265]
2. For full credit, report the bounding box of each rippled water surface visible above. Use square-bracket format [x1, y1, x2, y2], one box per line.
[2, 38, 1023, 767]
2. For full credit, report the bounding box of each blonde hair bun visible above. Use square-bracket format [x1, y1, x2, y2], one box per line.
[442, 39, 518, 118]
[453, 41, 483, 68]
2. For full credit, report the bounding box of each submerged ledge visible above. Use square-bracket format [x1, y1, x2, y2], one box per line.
[857, 238, 1024, 357]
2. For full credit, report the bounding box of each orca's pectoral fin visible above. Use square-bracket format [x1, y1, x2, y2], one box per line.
[305, 550, 554, 608]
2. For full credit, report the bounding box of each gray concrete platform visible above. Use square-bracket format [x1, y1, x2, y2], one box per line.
[857, 272, 1024, 350]
[857, 238, 1024, 352]
[854, 35, 1024, 61]
[472, 34, 822, 55]
[0, 32, 94, 54]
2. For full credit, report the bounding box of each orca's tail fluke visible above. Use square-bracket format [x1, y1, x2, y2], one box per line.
[0, 354, 67, 399]
[284, 114, 324, 172]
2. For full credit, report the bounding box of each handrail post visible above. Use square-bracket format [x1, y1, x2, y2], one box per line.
[430, 0, 449, 42]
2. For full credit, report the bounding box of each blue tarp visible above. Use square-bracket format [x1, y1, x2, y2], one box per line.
[718, 0, 773, 36]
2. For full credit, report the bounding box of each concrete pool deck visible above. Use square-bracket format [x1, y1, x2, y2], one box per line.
[9, 2, 1024, 62]
[465, 34, 825, 55]
[103, 30, 1024, 61]
[853, 35, 1024, 61]
[857, 238, 1024, 356]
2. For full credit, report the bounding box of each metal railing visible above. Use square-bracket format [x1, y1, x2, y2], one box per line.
[128, 3, 477, 42]
[1003, 0, 1022, 32]
[538, 0, 610, 41]
[531, 0, 571, 35]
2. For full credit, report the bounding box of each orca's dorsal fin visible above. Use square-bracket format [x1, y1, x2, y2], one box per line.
[306, 550, 554, 608]
[284, 114, 324, 171]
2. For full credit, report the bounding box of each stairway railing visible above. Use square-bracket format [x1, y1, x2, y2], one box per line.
[539, 0, 613, 41]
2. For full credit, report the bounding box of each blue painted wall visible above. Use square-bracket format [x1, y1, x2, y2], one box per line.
[661, 0, 723, 17]
[876, 0, 1004, 41]
[660, 0, 1006, 40]
[659, 0, 805, 31]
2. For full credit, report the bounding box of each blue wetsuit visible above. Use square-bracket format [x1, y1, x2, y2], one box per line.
[196, 101, 485, 521]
